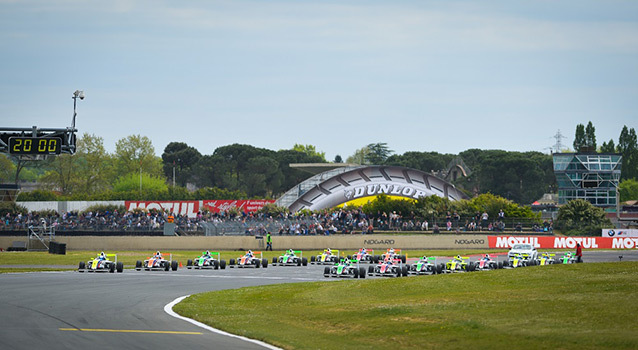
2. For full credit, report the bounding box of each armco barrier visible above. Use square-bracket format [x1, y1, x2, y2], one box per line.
[488, 235, 638, 249]
[0, 234, 490, 251]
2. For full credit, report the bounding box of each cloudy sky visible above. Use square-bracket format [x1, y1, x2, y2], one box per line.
[1, 0, 636, 161]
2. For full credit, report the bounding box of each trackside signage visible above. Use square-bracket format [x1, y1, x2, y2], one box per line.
[488, 236, 638, 249]
[125, 200, 275, 218]
[602, 229, 638, 238]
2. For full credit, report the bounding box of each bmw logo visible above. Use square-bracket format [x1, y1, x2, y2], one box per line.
[608, 230, 615, 237]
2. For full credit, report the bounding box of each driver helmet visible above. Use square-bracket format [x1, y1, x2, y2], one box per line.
[99, 252, 106, 259]
[326, 248, 332, 254]
[361, 248, 366, 253]
[247, 250, 253, 256]
[456, 255, 462, 260]
[484, 254, 490, 259]
[205, 250, 211, 256]
[288, 249, 294, 255]
[155, 251, 162, 257]
[388, 248, 395, 254]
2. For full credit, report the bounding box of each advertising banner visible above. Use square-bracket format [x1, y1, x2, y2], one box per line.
[125, 201, 200, 218]
[488, 235, 638, 249]
[203, 200, 274, 213]
[601, 229, 638, 238]
[125, 200, 275, 218]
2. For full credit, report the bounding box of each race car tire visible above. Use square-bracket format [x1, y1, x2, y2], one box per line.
[302, 257, 308, 266]
[436, 263, 443, 274]
[347, 255, 352, 260]
[255, 259, 261, 268]
[311, 256, 316, 262]
[498, 261, 503, 269]
[230, 258, 236, 267]
[109, 263, 115, 273]
[402, 265, 408, 277]
[297, 258, 301, 266]
[395, 267, 402, 277]
[135, 261, 142, 271]
[374, 255, 380, 263]
[116, 262, 124, 273]
[78, 261, 85, 272]
[220, 260, 226, 269]
[171, 261, 178, 271]
[354, 268, 360, 278]
[272, 257, 277, 264]
[503, 260, 509, 267]
[323, 266, 330, 277]
[468, 261, 475, 272]
[368, 265, 374, 274]
[262, 258, 268, 268]
[401, 255, 407, 264]
[214, 260, 220, 270]
[187, 259, 193, 269]
[359, 267, 366, 279]
[164, 262, 170, 271]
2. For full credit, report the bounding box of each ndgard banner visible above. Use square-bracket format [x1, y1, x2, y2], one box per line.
[488, 235, 638, 249]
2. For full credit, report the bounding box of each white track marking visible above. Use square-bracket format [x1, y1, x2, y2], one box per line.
[164, 295, 283, 350]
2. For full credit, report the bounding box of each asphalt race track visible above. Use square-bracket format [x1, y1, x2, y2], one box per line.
[0, 250, 635, 350]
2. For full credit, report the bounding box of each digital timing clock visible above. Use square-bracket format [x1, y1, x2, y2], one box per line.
[9, 136, 62, 155]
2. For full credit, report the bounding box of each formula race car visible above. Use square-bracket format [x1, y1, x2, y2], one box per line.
[310, 249, 340, 265]
[229, 250, 268, 268]
[78, 252, 123, 273]
[441, 255, 474, 273]
[559, 252, 577, 264]
[347, 248, 379, 263]
[368, 257, 408, 277]
[186, 251, 227, 269]
[503, 253, 530, 268]
[473, 254, 503, 271]
[272, 249, 308, 266]
[534, 252, 556, 266]
[407, 256, 441, 275]
[323, 258, 366, 278]
[136, 251, 178, 271]
[381, 248, 407, 264]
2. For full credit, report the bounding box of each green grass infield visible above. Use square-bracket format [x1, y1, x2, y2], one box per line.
[174, 262, 638, 350]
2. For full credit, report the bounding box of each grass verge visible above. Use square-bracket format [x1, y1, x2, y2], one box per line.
[174, 262, 638, 350]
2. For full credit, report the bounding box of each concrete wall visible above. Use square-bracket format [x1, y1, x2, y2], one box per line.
[17, 201, 124, 213]
[0, 234, 489, 251]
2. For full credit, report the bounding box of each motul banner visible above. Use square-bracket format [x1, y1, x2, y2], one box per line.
[488, 235, 638, 249]
[125, 200, 274, 218]
[126, 201, 200, 218]
[203, 200, 274, 213]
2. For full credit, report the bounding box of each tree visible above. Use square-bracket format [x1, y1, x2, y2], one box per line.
[573, 124, 586, 152]
[75, 133, 113, 194]
[0, 155, 15, 183]
[554, 199, 612, 236]
[334, 155, 343, 163]
[292, 144, 326, 162]
[112, 172, 168, 193]
[161, 142, 202, 186]
[346, 147, 371, 165]
[115, 135, 163, 178]
[618, 126, 638, 180]
[38, 154, 78, 195]
[585, 121, 597, 151]
[600, 139, 616, 153]
[365, 143, 393, 165]
[619, 179, 638, 202]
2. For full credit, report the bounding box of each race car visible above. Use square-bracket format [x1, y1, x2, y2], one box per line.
[272, 249, 308, 266]
[508, 244, 537, 261]
[381, 248, 406, 264]
[534, 252, 556, 266]
[559, 252, 577, 264]
[78, 252, 123, 273]
[310, 249, 340, 265]
[347, 248, 379, 264]
[473, 254, 502, 271]
[136, 251, 179, 271]
[186, 250, 227, 270]
[367, 257, 408, 277]
[441, 255, 474, 273]
[503, 252, 530, 268]
[407, 256, 441, 275]
[323, 258, 366, 278]
[229, 250, 268, 268]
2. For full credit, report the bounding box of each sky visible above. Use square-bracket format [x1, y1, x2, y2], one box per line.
[1, 0, 637, 162]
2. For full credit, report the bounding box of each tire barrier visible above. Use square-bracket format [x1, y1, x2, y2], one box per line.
[48, 241, 67, 255]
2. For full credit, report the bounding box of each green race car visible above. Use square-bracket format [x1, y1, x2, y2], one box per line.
[273, 249, 308, 266]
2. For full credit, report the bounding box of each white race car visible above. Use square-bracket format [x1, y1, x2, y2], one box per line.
[508, 244, 537, 262]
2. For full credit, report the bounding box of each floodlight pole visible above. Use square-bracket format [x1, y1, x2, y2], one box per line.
[71, 90, 84, 131]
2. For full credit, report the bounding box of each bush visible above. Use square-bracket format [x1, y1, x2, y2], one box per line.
[554, 199, 613, 236]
